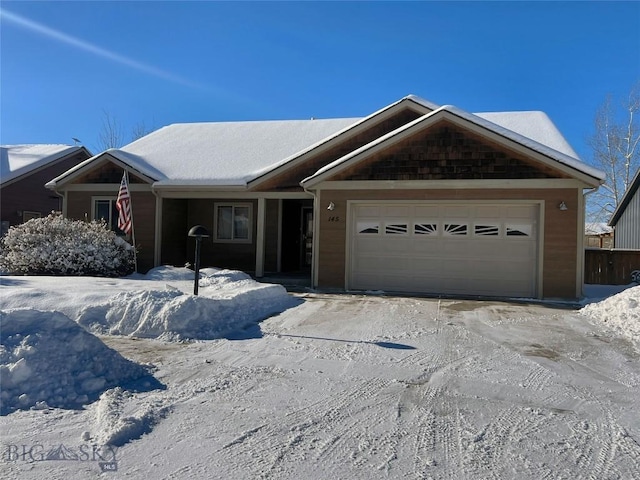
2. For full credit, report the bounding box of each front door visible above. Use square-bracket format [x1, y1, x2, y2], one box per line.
[281, 199, 313, 272]
[302, 207, 313, 268]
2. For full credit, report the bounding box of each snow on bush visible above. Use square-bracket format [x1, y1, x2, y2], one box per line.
[581, 285, 640, 346]
[0, 213, 134, 276]
[0, 309, 159, 415]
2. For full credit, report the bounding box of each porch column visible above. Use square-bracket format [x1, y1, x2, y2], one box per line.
[255, 197, 266, 277]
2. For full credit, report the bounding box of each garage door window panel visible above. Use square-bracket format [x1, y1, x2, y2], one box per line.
[357, 221, 380, 235]
[443, 223, 468, 236]
[385, 222, 408, 235]
[506, 223, 533, 237]
[474, 224, 500, 236]
[414, 222, 438, 235]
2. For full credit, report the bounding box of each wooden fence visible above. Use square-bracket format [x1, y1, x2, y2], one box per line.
[584, 249, 640, 285]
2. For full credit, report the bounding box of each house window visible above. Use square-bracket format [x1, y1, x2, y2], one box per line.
[214, 203, 252, 243]
[92, 197, 123, 234]
[22, 211, 41, 222]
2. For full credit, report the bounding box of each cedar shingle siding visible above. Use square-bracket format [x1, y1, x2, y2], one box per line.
[332, 123, 569, 181]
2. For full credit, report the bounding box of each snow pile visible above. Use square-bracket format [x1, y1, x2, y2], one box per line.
[581, 285, 640, 345]
[0, 266, 299, 342]
[92, 387, 170, 446]
[0, 309, 157, 415]
[77, 268, 296, 341]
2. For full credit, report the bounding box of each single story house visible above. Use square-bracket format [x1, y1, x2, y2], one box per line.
[608, 168, 640, 249]
[1, 144, 92, 235]
[46, 95, 605, 299]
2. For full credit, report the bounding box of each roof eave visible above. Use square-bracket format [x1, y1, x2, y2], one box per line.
[247, 95, 439, 190]
[302, 107, 605, 189]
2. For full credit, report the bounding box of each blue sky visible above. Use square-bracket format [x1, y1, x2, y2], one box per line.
[1, 1, 639, 162]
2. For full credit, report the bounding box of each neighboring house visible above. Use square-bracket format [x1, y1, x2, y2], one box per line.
[585, 222, 614, 249]
[47, 95, 605, 299]
[608, 168, 640, 249]
[1, 144, 92, 235]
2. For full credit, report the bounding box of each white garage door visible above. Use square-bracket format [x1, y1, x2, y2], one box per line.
[349, 203, 539, 297]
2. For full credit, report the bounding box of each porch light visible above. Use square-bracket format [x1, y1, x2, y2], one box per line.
[327, 202, 335, 211]
[558, 201, 568, 211]
[188, 225, 210, 296]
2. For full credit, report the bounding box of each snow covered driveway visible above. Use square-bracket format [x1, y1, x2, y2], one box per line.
[3, 292, 640, 479]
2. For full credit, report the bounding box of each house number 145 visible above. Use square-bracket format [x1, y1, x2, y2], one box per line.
[328, 216, 340, 222]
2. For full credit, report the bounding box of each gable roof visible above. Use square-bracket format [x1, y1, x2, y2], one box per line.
[48, 118, 361, 188]
[1, 144, 91, 185]
[46, 95, 604, 190]
[301, 105, 605, 187]
[608, 167, 640, 226]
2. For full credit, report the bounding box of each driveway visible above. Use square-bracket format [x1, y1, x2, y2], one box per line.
[3, 292, 640, 479]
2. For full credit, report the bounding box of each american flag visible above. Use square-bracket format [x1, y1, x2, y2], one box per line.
[116, 171, 132, 235]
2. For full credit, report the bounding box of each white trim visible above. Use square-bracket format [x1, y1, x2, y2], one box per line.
[255, 198, 265, 277]
[212, 202, 253, 244]
[63, 183, 152, 192]
[154, 195, 162, 267]
[276, 199, 283, 272]
[91, 196, 117, 223]
[537, 201, 545, 298]
[312, 191, 321, 288]
[155, 190, 312, 199]
[47, 153, 156, 189]
[576, 190, 585, 298]
[247, 97, 435, 189]
[303, 109, 602, 188]
[312, 179, 585, 191]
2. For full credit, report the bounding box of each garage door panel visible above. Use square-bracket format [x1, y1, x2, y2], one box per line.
[350, 202, 539, 297]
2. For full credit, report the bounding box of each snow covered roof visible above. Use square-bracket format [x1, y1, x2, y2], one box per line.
[49, 118, 361, 188]
[302, 105, 605, 186]
[585, 222, 613, 235]
[47, 95, 604, 189]
[0, 144, 89, 185]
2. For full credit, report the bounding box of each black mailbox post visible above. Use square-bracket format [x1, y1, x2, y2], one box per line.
[188, 225, 210, 295]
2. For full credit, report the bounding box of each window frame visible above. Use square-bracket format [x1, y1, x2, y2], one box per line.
[91, 196, 124, 234]
[213, 202, 253, 244]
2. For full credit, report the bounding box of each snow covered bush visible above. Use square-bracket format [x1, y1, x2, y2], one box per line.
[0, 213, 135, 276]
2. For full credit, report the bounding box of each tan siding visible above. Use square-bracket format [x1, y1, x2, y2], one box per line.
[66, 190, 157, 273]
[186, 199, 258, 272]
[317, 188, 580, 298]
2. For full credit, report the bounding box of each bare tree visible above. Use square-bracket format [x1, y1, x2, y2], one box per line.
[587, 82, 640, 222]
[97, 110, 125, 150]
[130, 120, 152, 142]
[96, 112, 155, 150]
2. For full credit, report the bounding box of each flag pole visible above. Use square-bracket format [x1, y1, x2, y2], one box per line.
[126, 169, 138, 273]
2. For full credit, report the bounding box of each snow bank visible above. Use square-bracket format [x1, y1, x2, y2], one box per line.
[0, 309, 157, 415]
[0, 266, 300, 342]
[581, 285, 640, 346]
[77, 268, 297, 341]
